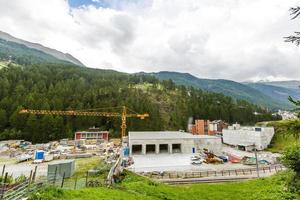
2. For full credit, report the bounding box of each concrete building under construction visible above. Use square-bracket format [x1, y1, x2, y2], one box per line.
[222, 123, 275, 150]
[128, 131, 222, 155]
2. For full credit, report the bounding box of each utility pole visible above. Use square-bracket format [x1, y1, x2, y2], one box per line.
[254, 145, 260, 178]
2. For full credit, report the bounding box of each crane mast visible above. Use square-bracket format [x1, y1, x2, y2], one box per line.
[19, 106, 149, 140]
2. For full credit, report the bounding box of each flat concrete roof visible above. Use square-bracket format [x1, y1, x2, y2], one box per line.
[129, 131, 220, 140]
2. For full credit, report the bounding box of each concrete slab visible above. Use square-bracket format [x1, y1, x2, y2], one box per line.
[129, 153, 256, 172]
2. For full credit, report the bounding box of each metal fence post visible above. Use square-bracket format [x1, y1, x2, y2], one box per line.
[85, 171, 88, 187]
[1, 165, 5, 177]
[32, 166, 38, 184]
[3, 172, 8, 184]
[61, 172, 65, 188]
[53, 166, 58, 185]
[0, 172, 8, 199]
[28, 170, 33, 186]
[74, 176, 78, 190]
[254, 148, 259, 178]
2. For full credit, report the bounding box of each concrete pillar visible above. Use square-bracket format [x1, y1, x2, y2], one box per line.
[130, 145, 132, 156]
[142, 144, 146, 155]
[155, 144, 159, 154]
[169, 144, 172, 154]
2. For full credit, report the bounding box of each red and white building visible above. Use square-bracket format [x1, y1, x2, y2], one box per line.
[75, 128, 109, 141]
[188, 120, 228, 136]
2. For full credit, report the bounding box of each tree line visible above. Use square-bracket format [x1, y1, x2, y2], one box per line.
[0, 63, 279, 143]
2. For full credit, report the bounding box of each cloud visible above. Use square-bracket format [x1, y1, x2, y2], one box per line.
[0, 0, 299, 81]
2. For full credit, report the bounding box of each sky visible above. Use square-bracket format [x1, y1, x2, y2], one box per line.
[0, 0, 300, 82]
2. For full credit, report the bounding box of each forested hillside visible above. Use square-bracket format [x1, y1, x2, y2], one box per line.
[147, 71, 297, 110]
[0, 31, 84, 66]
[0, 62, 278, 143]
[0, 38, 73, 66]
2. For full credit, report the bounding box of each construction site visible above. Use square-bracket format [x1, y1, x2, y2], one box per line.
[0, 105, 283, 199]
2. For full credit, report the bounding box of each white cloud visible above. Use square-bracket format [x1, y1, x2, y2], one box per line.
[0, 0, 299, 81]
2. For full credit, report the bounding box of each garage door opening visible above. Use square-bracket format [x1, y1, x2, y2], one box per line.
[159, 144, 168, 153]
[172, 144, 181, 153]
[146, 144, 156, 154]
[132, 145, 142, 154]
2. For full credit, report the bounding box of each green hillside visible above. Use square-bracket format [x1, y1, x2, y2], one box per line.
[0, 38, 74, 66]
[0, 30, 84, 66]
[258, 119, 300, 153]
[263, 80, 300, 90]
[147, 71, 285, 110]
[31, 171, 298, 200]
[0, 63, 277, 143]
[246, 83, 300, 109]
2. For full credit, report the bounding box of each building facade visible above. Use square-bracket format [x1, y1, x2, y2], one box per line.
[222, 124, 274, 150]
[128, 131, 222, 155]
[189, 120, 228, 136]
[74, 128, 109, 141]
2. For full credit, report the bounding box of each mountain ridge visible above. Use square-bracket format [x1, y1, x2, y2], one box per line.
[0, 30, 84, 66]
[144, 71, 299, 110]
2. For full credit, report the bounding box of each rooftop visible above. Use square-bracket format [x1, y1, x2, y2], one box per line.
[129, 131, 220, 140]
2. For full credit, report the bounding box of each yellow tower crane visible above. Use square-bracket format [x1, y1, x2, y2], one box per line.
[19, 106, 149, 140]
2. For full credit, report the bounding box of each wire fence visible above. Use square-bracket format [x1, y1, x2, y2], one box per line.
[0, 165, 110, 200]
[138, 164, 285, 180]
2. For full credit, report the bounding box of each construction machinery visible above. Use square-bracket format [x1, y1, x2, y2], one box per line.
[19, 106, 149, 140]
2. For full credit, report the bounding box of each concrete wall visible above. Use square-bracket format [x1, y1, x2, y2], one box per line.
[195, 137, 222, 154]
[129, 138, 197, 155]
[129, 137, 222, 155]
[222, 127, 274, 150]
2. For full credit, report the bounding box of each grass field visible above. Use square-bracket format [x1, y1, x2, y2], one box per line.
[73, 157, 103, 177]
[31, 171, 299, 200]
[259, 119, 300, 153]
[0, 61, 8, 69]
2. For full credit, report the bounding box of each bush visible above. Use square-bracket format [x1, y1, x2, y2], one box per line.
[282, 144, 300, 173]
[28, 186, 64, 200]
[15, 174, 27, 183]
[0, 175, 13, 184]
[281, 144, 300, 194]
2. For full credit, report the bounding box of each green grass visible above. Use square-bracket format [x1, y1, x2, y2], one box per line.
[0, 157, 17, 165]
[73, 157, 103, 177]
[0, 61, 8, 69]
[259, 119, 300, 153]
[32, 171, 299, 200]
[268, 135, 300, 153]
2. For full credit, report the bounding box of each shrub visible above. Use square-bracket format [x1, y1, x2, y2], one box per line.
[15, 174, 27, 183]
[281, 144, 300, 194]
[0, 175, 14, 184]
[28, 186, 64, 200]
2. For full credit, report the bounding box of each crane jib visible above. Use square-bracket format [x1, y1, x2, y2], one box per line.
[19, 107, 149, 140]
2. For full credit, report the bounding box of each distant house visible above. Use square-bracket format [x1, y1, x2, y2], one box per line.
[74, 127, 109, 141]
[276, 110, 298, 120]
[188, 119, 228, 135]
